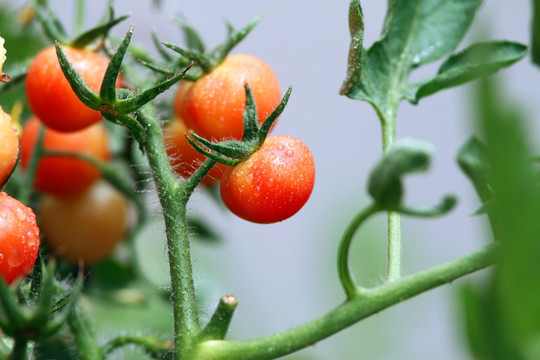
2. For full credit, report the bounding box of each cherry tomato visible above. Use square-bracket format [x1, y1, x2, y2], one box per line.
[220, 135, 315, 224]
[39, 180, 128, 264]
[20, 116, 110, 197]
[163, 117, 227, 185]
[0, 107, 19, 187]
[174, 54, 281, 141]
[25, 45, 120, 132]
[0, 192, 40, 285]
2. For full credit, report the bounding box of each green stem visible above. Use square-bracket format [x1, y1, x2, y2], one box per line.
[18, 126, 45, 204]
[195, 243, 497, 360]
[381, 111, 401, 282]
[8, 338, 29, 360]
[138, 105, 214, 359]
[74, 0, 85, 35]
[337, 203, 379, 298]
[68, 307, 102, 360]
[102, 335, 173, 357]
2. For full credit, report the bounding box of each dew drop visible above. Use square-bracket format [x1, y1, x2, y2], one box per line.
[285, 149, 294, 157]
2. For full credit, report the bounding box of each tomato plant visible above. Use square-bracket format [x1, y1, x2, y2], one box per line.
[0, 106, 18, 187]
[0, 192, 40, 285]
[164, 117, 227, 185]
[20, 116, 110, 197]
[25, 45, 120, 132]
[220, 135, 315, 224]
[38, 180, 129, 264]
[174, 54, 281, 141]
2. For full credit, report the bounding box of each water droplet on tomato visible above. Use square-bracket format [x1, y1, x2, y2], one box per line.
[285, 150, 294, 157]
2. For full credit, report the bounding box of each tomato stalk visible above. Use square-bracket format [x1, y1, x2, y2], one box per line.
[8, 338, 29, 360]
[194, 243, 497, 360]
[380, 106, 402, 282]
[137, 105, 215, 359]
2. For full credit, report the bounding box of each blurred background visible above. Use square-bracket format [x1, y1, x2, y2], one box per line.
[0, 0, 538, 359]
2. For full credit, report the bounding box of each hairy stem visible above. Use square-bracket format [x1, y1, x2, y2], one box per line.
[8, 338, 29, 360]
[381, 111, 401, 282]
[138, 105, 214, 359]
[195, 243, 497, 360]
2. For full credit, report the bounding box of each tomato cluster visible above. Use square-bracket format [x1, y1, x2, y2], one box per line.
[16, 44, 127, 266]
[170, 54, 315, 223]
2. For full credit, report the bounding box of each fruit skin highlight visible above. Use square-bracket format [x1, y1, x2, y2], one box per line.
[0, 192, 40, 285]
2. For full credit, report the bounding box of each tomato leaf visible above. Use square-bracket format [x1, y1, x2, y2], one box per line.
[408, 41, 527, 103]
[478, 76, 540, 358]
[339, 0, 364, 95]
[344, 0, 482, 113]
[368, 138, 432, 208]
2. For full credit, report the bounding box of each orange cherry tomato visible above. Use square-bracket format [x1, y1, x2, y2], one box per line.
[20, 116, 110, 197]
[26, 45, 121, 132]
[174, 54, 281, 141]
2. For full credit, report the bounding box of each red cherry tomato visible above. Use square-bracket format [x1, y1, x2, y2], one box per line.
[0, 192, 40, 285]
[220, 135, 315, 224]
[20, 116, 110, 197]
[0, 107, 19, 187]
[39, 180, 128, 264]
[25, 45, 120, 132]
[174, 54, 281, 141]
[163, 118, 227, 185]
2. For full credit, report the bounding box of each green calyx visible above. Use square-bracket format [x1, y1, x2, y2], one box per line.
[143, 14, 262, 81]
[187, 84, 293, 166]
[32, 0, 128, 49]
[55, 26, 192, 144]
[0, 260, 82, 342]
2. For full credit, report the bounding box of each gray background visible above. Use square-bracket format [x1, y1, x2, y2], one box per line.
[5, 1, 539, 359]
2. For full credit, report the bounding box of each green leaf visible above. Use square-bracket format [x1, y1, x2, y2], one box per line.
[339, 0, 364, 95]
[345, 0, 482, 113]
[368, 138, 432, 207]
[479, 76, 540, 358]
[532, 0, 540, 66]
[460, 283, 491, 360]
[409, 41, 527, 103]
[457, 136, 492, 203]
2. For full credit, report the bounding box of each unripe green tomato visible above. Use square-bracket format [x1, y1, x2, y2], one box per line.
[39, 180, 129, 264]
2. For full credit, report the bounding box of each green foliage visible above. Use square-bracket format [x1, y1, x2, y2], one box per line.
[342, 0, 525, 117]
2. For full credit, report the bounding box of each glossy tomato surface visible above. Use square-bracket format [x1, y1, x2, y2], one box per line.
[39, 180, 128, 264]
[164, 118, 227, 185]
[0, 192, 40, 284]
[220, 135, 315, 224]
[174, 54, 281, 141]
[20, 116, 110, 197]
[0, 107, 19, 187]
[26, 45, 120, 132]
